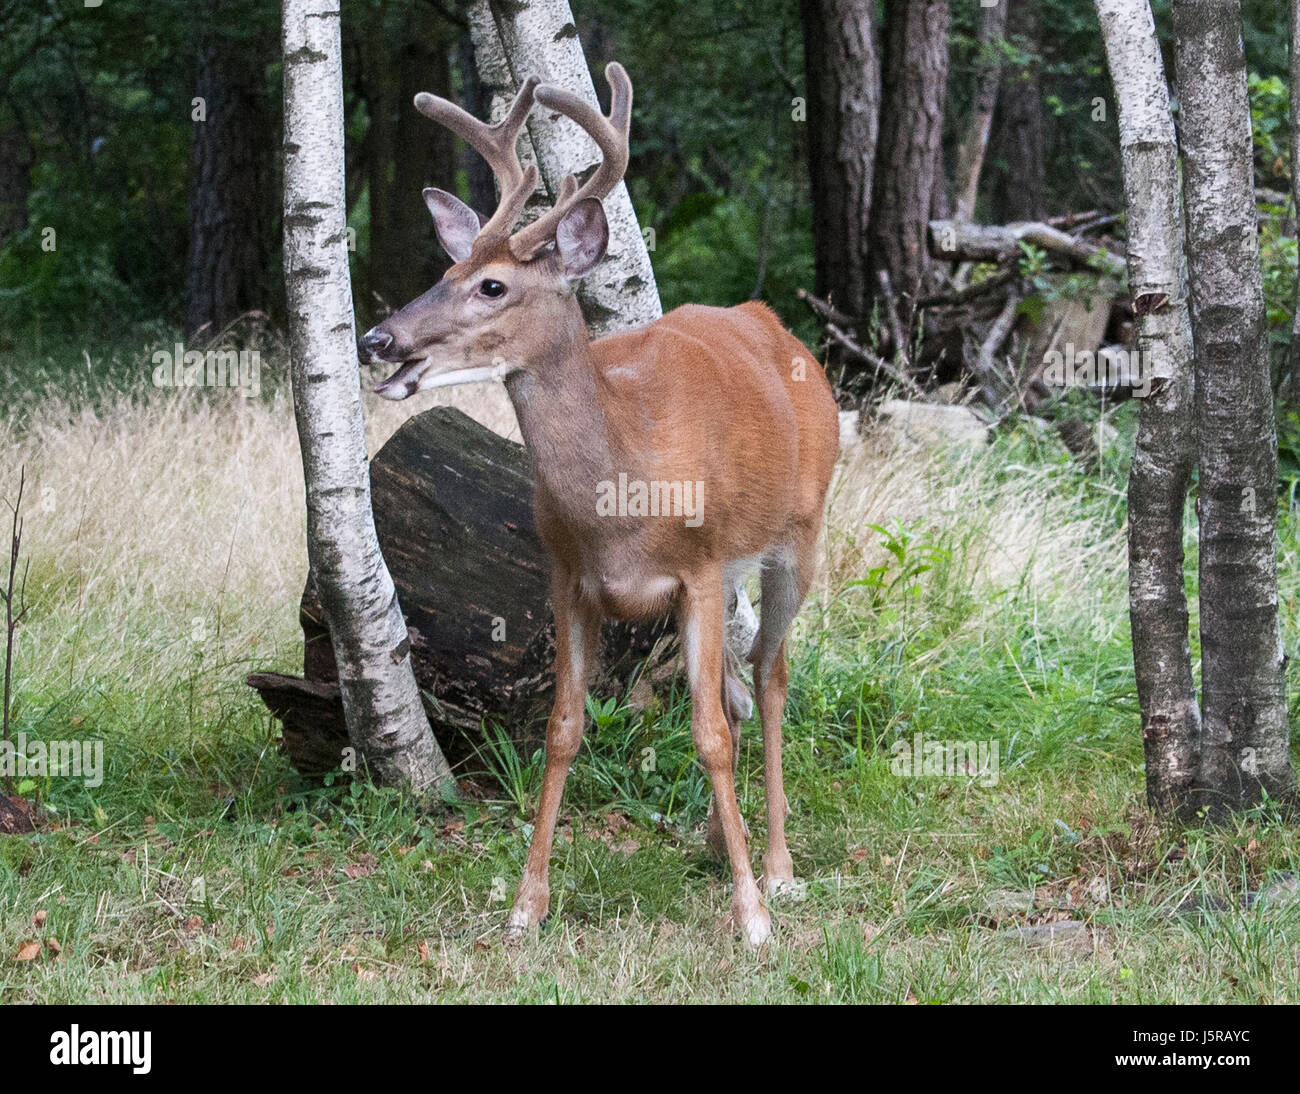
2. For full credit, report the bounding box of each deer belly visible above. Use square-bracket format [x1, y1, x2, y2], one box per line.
[580, 571, 680, 620]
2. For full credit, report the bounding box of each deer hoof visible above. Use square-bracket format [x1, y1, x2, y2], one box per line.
[739, 907, 772, 947]
[763, 874, 805, 901]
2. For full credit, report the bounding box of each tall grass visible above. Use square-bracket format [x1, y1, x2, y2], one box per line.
[1, 345, 1298, 1004]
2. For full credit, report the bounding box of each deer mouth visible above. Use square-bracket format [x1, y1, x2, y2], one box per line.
[372, 357, 434, 400]
[374, 356, 520, 398]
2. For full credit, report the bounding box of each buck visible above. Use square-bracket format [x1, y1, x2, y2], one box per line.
[358, 64, 838, 946]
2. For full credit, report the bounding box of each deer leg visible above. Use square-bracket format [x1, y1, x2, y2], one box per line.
[680, 567, 769, 946]
[750, 548, 811, 898]
[706, 643, 750, 858]
[706, 575, 753, 857]
[505, 567, 598, 942]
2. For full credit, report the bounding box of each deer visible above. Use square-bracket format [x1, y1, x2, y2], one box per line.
[357, 63, 838, 946]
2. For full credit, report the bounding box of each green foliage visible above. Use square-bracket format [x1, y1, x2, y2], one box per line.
[1249, 72, 1291, 189]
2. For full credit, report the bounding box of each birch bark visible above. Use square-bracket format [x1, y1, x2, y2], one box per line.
[1172, 0, 1293, 815]
[1096, 0, 1200, 811]
[282, 0, 453, 793]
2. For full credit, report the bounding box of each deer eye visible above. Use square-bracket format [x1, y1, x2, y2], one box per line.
[478, 279, 506, 298]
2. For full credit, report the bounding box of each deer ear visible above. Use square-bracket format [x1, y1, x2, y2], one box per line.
[555, 198, 608, 279]
[423, 188, 480, 263]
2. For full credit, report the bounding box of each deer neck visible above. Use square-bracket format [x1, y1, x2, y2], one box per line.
[504, 301, 619, 525]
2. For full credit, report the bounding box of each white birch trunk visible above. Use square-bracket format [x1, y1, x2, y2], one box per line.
[467, 0, 662, 337]
[1095, 0, 1200, 811]
[1172, 0, 1293, 815]
[282, 0, 452, 794]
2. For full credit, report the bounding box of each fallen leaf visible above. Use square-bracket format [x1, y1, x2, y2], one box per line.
[33, 909, 47, 927]
[417, 941, 430, 962]
[252, 971, 277, 987]
[849, 846, 871, 863]
[351, 962, 379, 981]
[14, 940, 41, 961]
[45, 937, 62, 956]
[344, 854, 378, 879]
[183, 915, 203, 931]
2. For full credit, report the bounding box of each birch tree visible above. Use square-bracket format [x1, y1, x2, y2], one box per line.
[1096, 0, 1200, 811]
[1172, 0, 1293, 816]
[282, 0, 453, 794]
[466, 0, 661, 337]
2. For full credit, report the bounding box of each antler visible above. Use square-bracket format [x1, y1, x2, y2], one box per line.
[413, 75, 541, 248]
[507, 62, 633, 261]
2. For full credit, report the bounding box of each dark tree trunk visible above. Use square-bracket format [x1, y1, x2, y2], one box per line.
[457, 27, 497, 219]
[954, 0, 1008, 222]
[866, 0, 950, 338]
[799, 0, 880, 321]
[991, 0, 1045, 223]
[0, 124, 30, 240]
[360, 5, 455, 319]
[185, 4, 274, 340]
[1287, 0, 1300, 404]
[1173, 0, 1294, 818]
[248, 408, 669, 776]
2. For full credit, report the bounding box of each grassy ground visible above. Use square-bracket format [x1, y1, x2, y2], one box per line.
[1, 343, 1299, 1003]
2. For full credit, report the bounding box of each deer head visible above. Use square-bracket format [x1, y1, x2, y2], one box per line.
[358, 64, 632, 399]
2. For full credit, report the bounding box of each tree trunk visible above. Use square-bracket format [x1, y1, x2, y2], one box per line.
[467, 0, 661, 337]
[799, 0, 880, 321]
[1173, 0, 1294, 817]
[1096, 0, 1200, 812]
[185, 3, 275, 340]
[282, 0, 452, 794]
[360, 3, 455, 319]
[456, 27, 497, 218]
[954, 0, 1008, 222]
[867, 0, 950, 338]
[991, 0, 1045, 223]
[1287, 0, 1300, 403]
[0, 124, 29, 240]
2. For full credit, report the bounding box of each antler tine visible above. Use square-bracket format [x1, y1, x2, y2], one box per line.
[509, 63, 633, 260]
[413, 75, 541, 244]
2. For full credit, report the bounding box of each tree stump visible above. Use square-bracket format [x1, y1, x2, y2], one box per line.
[247, 406, 669, 776]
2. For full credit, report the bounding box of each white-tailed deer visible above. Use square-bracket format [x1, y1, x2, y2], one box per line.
[358, 64, 838, 945]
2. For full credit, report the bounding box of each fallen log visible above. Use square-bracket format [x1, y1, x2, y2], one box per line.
[247, 406, 669, 777]
[927, 219, 1125, 276]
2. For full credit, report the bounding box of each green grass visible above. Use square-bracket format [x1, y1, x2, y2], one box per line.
[2, 372, 1299, 1003]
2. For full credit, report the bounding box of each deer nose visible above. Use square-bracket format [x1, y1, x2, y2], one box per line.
[359, 329, 395, 361]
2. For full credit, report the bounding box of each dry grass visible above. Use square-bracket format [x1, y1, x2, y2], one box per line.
[0, 380, 519, 693]
[0, 378, 1120, 708]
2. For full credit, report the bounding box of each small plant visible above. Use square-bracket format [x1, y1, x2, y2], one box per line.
[1, 466, 30, 797]
[471, 722, 543, 816]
